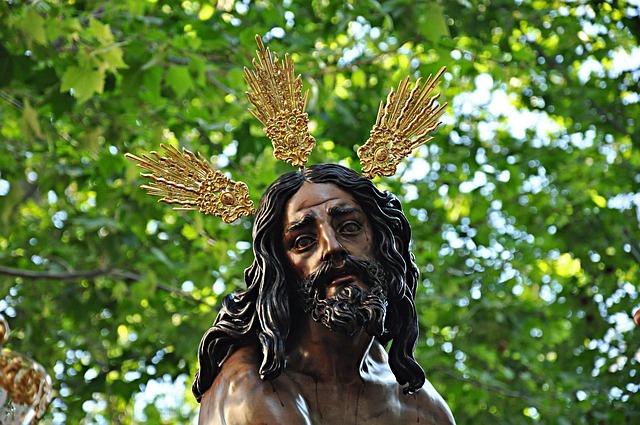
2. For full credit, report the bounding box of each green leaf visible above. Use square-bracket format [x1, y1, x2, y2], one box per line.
[166, 65, 194, 98]
[0, 44, 13, 87]
[60, 66, 105, 103]
[88, 18, 115, 44]
[20, 7, 47, 47]
[98, 44, 128, 73]
[0, 180, 25, 227]
[20, 99, 44, 140]
[418, 2, 450, 43]
[151, 247, 174, 268]
[112, 281, 129, 301]
[139, 67, 166, 107]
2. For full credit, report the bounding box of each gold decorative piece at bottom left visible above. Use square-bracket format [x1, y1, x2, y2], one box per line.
[126, 144, 256, 223]
[0, 315, 53, 424]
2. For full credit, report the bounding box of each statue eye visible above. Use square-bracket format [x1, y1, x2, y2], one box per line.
[294, 236, 315, 250]
[340, 221, 361, 234]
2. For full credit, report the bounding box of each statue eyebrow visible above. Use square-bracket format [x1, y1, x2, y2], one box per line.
[327, 205, 362, 218]
[284, 214, 316, 234]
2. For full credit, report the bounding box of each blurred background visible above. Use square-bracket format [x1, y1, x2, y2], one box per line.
[0, 0, 639, 423]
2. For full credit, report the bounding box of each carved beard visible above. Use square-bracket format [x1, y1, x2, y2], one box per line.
[297, 256, 388, 337]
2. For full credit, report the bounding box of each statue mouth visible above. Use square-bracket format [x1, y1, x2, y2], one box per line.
[301, 256, 383, 304]
[326, 273, 369, 298]
[330, 273, 356, 285]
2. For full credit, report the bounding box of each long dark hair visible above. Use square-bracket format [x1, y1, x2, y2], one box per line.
[192, 164, 423, 401]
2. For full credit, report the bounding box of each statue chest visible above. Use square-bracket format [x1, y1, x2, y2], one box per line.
[282, 375, 426, 425]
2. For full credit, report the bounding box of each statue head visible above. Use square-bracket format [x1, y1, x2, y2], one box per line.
[193, 163, 424, 401]
[283, 180, 389, 339]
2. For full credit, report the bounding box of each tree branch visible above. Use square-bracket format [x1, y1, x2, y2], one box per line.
[0, 91, 23, 109]
[0, 265, 106, 280]
[432, 365, 542, 408]
[0, 265, 205, 305]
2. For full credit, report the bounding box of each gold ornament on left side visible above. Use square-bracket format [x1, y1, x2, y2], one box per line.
[0, 315, 53, 424]
[125, 144, 256, 223]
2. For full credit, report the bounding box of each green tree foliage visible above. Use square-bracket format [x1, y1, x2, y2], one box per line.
[1, 0, 638, 423]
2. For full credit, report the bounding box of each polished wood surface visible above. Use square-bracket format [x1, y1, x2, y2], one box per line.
[199, 318, 455, 424]
[198, 181, 455, 424]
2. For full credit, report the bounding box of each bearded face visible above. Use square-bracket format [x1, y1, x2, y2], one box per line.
[296, 255, 388, 337]
[282, 182, 392, 338]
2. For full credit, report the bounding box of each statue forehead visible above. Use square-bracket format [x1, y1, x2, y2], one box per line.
[284, 182, 361, 217]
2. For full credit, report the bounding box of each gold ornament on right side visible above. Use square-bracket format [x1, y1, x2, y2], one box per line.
[358, 66, 447, 178]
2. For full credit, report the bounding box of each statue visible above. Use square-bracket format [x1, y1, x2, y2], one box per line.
[126, 35, 454, 424]
[193, 164, 455, 424]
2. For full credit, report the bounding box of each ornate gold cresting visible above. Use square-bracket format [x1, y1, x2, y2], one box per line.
[0, 315, 53, 424]
[357, 66, 447, 178]
[126, 36, 447, 222]
[125, 144, 256, 223]
[244, 35, 316, 168]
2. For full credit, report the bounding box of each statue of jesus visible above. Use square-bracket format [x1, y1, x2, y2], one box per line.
[193, 163, 455, 425]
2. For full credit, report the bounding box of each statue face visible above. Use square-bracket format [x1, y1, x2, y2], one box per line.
[282, 183, 388, 336]
[282, 182, 375, 293]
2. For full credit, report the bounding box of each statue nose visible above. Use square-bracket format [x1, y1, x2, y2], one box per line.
[320, 228, 347, 267]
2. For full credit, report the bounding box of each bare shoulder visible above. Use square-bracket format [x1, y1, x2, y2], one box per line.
[408, 379, 456, 425]
[198, 346, 311, 425]
[363, 344, 454, 424]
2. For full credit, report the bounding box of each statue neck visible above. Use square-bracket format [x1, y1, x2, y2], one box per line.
[285, 314, 374, 385]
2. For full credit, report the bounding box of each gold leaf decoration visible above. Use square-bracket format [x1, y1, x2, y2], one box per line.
[244, 35, 315, 168]
[125, 144, 256, 223]
[1, 315, 53, 420]
[357, 66, 447, 178]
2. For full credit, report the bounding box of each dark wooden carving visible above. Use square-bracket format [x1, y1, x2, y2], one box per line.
[193, 164, 455, 424]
